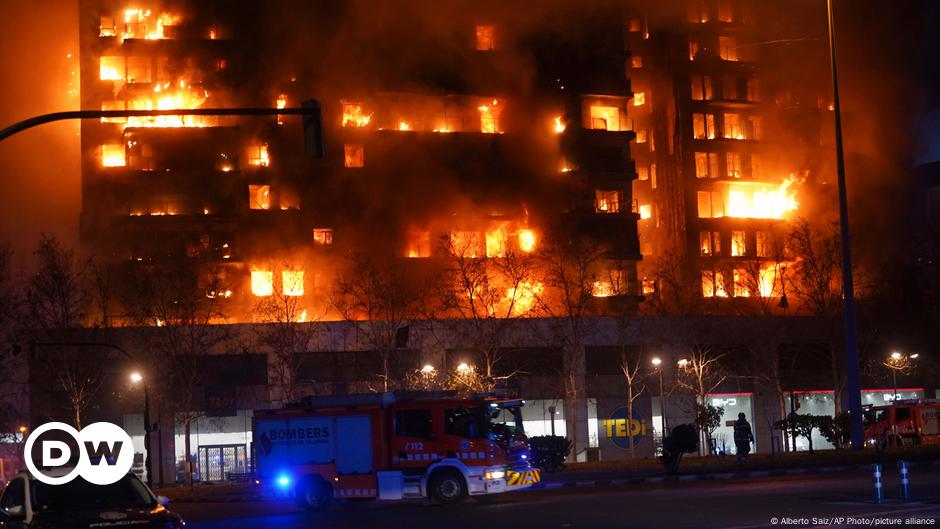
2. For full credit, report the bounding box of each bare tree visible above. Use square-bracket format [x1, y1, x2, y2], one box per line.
[646, 247, 697, 315]
[253, 265, 323, 405]
[619, 347, 648, 459]
[0, 243, 27, 444]
[123, 256, 230, 488]
[533, 234, 606, 461]
[331, 253, 430, 392]
[435, 232, 538, 384]
[26, 234, 101, 429]
[787, 218, 846, 412]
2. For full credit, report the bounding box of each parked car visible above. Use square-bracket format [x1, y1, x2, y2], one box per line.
[0, 470, 183, 529]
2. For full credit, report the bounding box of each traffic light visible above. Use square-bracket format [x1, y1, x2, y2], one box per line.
[302, 99, 324, 158]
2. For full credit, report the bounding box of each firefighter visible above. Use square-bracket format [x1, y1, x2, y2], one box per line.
[734, 412, 754, 462]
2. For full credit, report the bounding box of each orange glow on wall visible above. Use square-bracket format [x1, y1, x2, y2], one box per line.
[101, 144, 126, 167]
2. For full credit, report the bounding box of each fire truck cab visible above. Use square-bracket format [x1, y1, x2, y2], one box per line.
[252, 391, 541, 510]
[863, 399, 940, 448]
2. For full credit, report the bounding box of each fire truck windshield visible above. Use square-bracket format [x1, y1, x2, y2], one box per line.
[484, 404, 525, 445]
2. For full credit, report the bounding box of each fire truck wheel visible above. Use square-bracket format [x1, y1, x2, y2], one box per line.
[297, 476, 333, 511]
[429, 469, 467, 505]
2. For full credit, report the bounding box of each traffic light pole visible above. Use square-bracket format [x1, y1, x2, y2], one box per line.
[0, 104, 321, 143]
[827, 0, 864, 450]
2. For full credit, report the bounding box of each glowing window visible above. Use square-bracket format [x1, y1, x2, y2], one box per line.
[100, 57, 124, 81]
[485, 228, 508, 258]
[731, 231, 746, 256]
[406, 231, 431, 258]
[733, 268, 750, 297]
[313, 228, 334, 246]
[724, 113, 743, 139]
[99, 16, 116, 37]
[650, 164, 657, 188]
[746, 77, 761, 102]
[639, 204, 652, 219]
[700, 231, 721, 256]
[595, 189, 622, 213]
[635, 129, 647, 143]
[756, 231, 770, 257]
[631, 56, 643, 69]
[726, 152, 742, 178]
[688, 0, 709, 22]
[750, 154, 762, 178]
[251, 271, 274, 297]
[718, 0, 734, 22]
[248, 144, 270, 167]
[693, 113, 716, 139]
[450, 231, 484, 258]
[589, 106, 620, 131]
[101, 101, 126, 124]
[101, 144, 125, 167]
[719, 36, 738, 61]
[628, 18, 641, 32]
[248, 185, 270, 210]
[637, 166, 649, 181]
[691, 75, 713, 100]
[518, 229, 537, 253]
[126, 56, 151, 83]
[694, 152, 719, 179]
[633, 92, 646, 106]
[723, 75, 738, 100]
[748, 116, 762, 140]
[280, 188, 300, 210]
[689, 40, 699, 61]
[344, 144, 364, 168]
[697, 190, 725, 218]
[475, 25, 495, 50]
[341, 101, 371, 127]
[282, 271, 305, 297]
[702, 270, 728, 298]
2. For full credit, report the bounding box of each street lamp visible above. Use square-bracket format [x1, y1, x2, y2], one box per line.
[677, 358, 689, 369]
[130, 370, 153, 489]
[651, 357, 667, 435]
[456, 362, 471, 373]
[883, 351, 918, 403]
[421, 364, 435, 374]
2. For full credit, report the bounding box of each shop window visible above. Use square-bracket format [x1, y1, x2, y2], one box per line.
[691, 75, 713, 100]
[719, 36, 738, 61]
[248, 185, 270, 210]
[282, 270, 304, 297]
[595, 189, 622, 213]
[475, 25, 495, 51]
[693, 113, 716, 139]
[731, 230, 746, 256]
[313, 228, 334, 246]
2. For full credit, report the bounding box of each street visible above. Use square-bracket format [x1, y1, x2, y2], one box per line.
[175, 468, 940, 529]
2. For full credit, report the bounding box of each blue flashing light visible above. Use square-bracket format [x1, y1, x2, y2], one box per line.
[276, 474, 291, 488]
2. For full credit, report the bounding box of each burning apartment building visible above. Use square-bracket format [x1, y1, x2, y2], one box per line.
[13, 0, 929, 485]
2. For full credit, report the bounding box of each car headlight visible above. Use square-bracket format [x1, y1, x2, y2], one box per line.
[485, 470, 505, 480]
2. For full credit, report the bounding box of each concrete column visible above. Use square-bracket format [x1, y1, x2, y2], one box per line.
[563, 344, 589, 462]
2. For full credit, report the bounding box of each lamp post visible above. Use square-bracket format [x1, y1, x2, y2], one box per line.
[651, 357, 667, 434]
[883, 352, 918, 403]
[130, 371, 153, 489]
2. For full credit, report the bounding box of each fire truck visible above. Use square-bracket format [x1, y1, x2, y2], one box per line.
[863, 399, 940, 448]
[252, 391, 541, 510]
